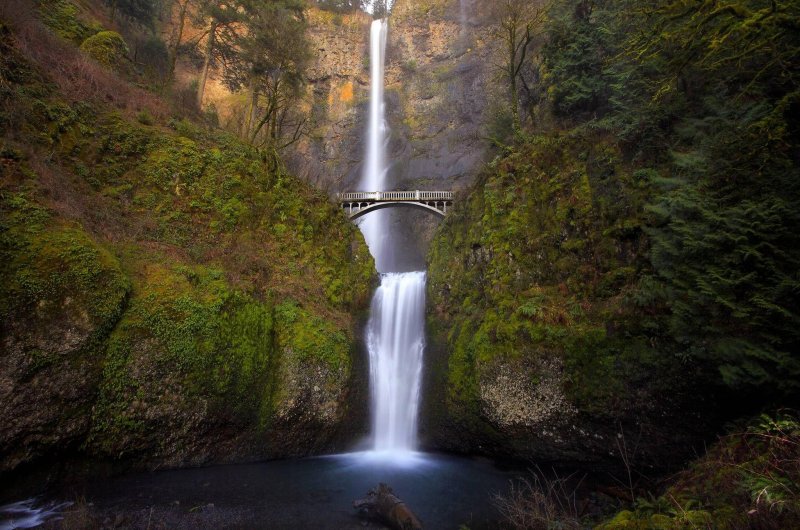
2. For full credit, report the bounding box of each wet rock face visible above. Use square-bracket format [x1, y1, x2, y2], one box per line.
[268, 351, 352, 456]
[287, 9, 372, 189]
[0, 317, 101, 472]
[385, 0, 493, 193]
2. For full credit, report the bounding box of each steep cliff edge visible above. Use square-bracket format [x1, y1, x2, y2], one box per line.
[294, 0, 492, 194]
[0, 16, 374, 478]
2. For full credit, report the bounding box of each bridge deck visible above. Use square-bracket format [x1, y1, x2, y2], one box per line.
[337, 191, 453, 202]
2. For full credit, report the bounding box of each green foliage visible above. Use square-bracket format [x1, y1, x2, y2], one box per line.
[540, 0, 612, 118]
[37, 0, 101, 44]
[135, 110, 154, 125]
[79, 31, 129, 67]
[314, 0, 360, 13]
[427, 133, 668, 417]
[600, 411, 800, 529]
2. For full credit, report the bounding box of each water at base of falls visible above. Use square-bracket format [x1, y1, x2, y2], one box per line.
[365, 272, 426, 455]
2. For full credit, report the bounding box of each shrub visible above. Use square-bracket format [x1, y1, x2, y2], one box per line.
[493, 468, 583, 530]
[79, 31, 128, 68]
[135, 110, 153, 125]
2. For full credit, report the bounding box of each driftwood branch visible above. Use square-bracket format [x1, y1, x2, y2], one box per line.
[353, 483, 423, 530]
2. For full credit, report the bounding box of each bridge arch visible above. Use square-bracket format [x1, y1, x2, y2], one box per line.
[348, 200, 446, 220]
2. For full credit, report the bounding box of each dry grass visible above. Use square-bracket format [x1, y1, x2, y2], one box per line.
[0, 0, 167, 119]
[493, 467, 584, 530]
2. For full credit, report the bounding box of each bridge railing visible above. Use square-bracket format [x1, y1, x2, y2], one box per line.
[336, 190, 453, 202]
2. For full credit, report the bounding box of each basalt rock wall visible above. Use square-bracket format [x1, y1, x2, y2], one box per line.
[290, 1, 495, 269]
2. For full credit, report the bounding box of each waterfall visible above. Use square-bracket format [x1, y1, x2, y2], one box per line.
[357, 19, 426, 456]
[367, 272, 426, 451]
[359, 19, 390, 272]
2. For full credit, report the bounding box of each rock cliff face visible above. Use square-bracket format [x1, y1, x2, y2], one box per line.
[295, 0, 492, 192]
[385, 0, 491, 193]
[290, 0, 494, 268]
[287, 9, 372, 189]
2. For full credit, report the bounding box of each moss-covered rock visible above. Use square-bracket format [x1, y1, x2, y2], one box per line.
[0, 192, 130, 472]
[37, 0, 102, 44]
[424, 133, 702, 467]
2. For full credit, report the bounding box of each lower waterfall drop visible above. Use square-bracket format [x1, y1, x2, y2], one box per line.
[366, 272, 426, 454]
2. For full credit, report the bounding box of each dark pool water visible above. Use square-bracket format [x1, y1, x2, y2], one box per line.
[8, 452, 524, 529]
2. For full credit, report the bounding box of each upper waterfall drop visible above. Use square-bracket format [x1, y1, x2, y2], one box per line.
[358, 18, 391, 272]
[363, 19, 387, 193]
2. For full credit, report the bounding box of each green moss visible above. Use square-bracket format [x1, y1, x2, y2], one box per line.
[37, 0, 101, 44]
[0, 191, 130, 342]
[79, 31, 128, 67]
[275, 301, 351, 372]
[427, 132, 671, 418]
[89, 258, 278, 451]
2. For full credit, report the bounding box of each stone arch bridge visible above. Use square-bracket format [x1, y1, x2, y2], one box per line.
[336, 191, 453, 220]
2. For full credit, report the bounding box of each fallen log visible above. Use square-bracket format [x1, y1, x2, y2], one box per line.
[353, 483, 423, 530]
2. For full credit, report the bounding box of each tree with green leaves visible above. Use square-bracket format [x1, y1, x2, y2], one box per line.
[193, 0, 244, 109]
[537, 0, 800, 399]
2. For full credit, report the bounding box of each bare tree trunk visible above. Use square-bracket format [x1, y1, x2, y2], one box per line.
[507, 22, 520, 131]
[168, 0, 189, 83]
[197, 20, 217, 110]
[246, 78, 259, 139]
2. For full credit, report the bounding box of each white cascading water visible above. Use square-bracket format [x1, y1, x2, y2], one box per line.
[358, 19, 426, 457]
[366, 272, 426, 452]
[359, 18, 390, 272]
